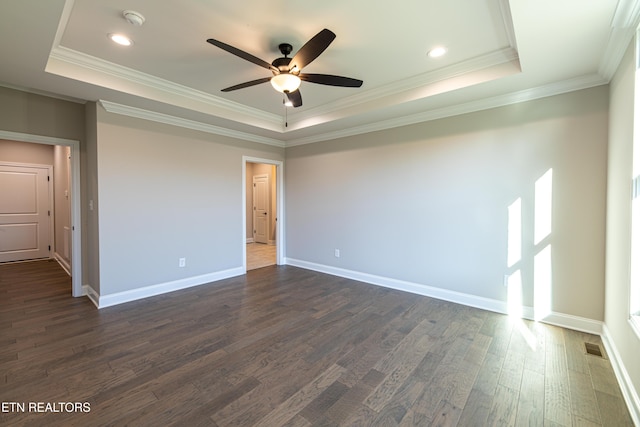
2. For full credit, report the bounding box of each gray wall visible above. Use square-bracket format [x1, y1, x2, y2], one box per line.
[0, 86, 85, 142]
[605, 40, 640, 408]
[93, 107, 284, 296]
[84, 102, 100, 294]
[0, 87, 85, 284]
[286, 85, 609, 322]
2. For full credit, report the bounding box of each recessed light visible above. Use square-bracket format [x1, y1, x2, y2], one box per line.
[427, 46, 447, 58]
[108, 33, 133, 46]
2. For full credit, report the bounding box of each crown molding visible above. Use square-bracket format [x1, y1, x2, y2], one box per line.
[599, 0, 640, 80]
[48, 0, 520, 138]
[498, 0, 518, 50]
[287, 0, 519, 131]
[47, 46, 284, 131]
[285, 74, 607, 147]
[49, 0, 611, 149]
[49, 44, 519, 137]
[287, 47, 520, 128]
[99, 100, 285, 148]
[98, 72, 606, 150]
[0, 130, 79, 146]
[612, 0, 640, 28]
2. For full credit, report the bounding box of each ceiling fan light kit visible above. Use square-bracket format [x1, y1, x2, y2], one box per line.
[206, 28, 363, 108]
[270, 73, 301, 93]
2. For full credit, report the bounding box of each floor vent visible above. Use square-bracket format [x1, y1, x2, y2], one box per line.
[584, 342, 604, 358]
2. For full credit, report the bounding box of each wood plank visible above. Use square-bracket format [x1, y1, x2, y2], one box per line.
[515, 369, 544, 426]
[253, 363, 346, 426]
[568, 369, 602, 424]
[594, 390, 635, 426]
[298, 380, 350, 423]
[544, 327, 572, 427]
[486, 384, 518, 426]
[0, 261, 634, 426]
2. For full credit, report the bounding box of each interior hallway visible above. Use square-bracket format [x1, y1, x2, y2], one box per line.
[247, 242, 276, 270]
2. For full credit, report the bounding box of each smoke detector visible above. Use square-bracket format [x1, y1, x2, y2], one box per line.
[123, 10, 145, 26]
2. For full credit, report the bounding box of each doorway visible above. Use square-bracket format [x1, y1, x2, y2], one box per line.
[243, 157, 283, 271]
[0, 131, 82, 297]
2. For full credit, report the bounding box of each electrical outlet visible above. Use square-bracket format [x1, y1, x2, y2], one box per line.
[334, 249, 340, 258]
[179, 258, 186, 268]
[504, 274, 509, 287]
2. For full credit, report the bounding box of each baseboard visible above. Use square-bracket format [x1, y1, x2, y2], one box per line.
[246, 238, 254, 243]
[601, 324, 640, 426]
[54, 252, 72, 276]
[83, 285, 100, 308]
[283, 258, 603, 335]
[93, 267, 245, 309]
[539, 312, 603, 335]
[268, 240, 276, 246]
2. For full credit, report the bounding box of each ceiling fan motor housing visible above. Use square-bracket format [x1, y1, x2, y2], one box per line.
[272, 57, 292, 74]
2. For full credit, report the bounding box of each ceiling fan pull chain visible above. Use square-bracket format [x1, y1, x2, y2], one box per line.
[283, 96, 288, 128]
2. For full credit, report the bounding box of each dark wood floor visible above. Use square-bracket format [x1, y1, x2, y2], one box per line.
[0, 260, 634, 426]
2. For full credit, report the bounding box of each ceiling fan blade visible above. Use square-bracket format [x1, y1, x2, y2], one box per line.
[207, 38, 278, 73]
[299, 73, 363, 88]
[286, 90, 302, 108]
[221, 77, 272, 92]
[289, 29, 336, 72]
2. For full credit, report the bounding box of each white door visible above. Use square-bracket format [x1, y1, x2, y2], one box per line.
[0, 164, 51, 262]
[253, 174, 269, 244]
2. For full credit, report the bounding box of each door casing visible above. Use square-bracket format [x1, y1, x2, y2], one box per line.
[0, 130, 82, 297]
[242, 156, 284, 271]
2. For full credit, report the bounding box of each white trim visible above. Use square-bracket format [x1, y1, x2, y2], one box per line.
[55, 252, 71, 276]
[38, 0, 635, 150]
[98, 100, 285, 148]
[48, 46, 283, 132]
[285, 74, 607, 147]
[631, 315, 640, 340]
[242, 157, 285, 272]
[612, 0, 640, 29]
[598, 0, 640, 79]
[0, 130, 83, 297]
[88, 74, 608, 150]
[0, 130, 77, 146]
[45, 0, 519, 137]
[601, 324, 640, 426]
[540, 312, 603, 335]
[284, 257, 603, 335]
[284, 47, 519, 130]
[93, 267, 244, 309]
[246, 238, 255, 244]
[83, 285, 100, 308]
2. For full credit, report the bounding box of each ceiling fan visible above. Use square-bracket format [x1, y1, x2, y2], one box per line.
[206, 29, 363, 108]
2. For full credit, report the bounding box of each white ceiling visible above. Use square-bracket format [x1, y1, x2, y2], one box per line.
[0, 0, 638, 147]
